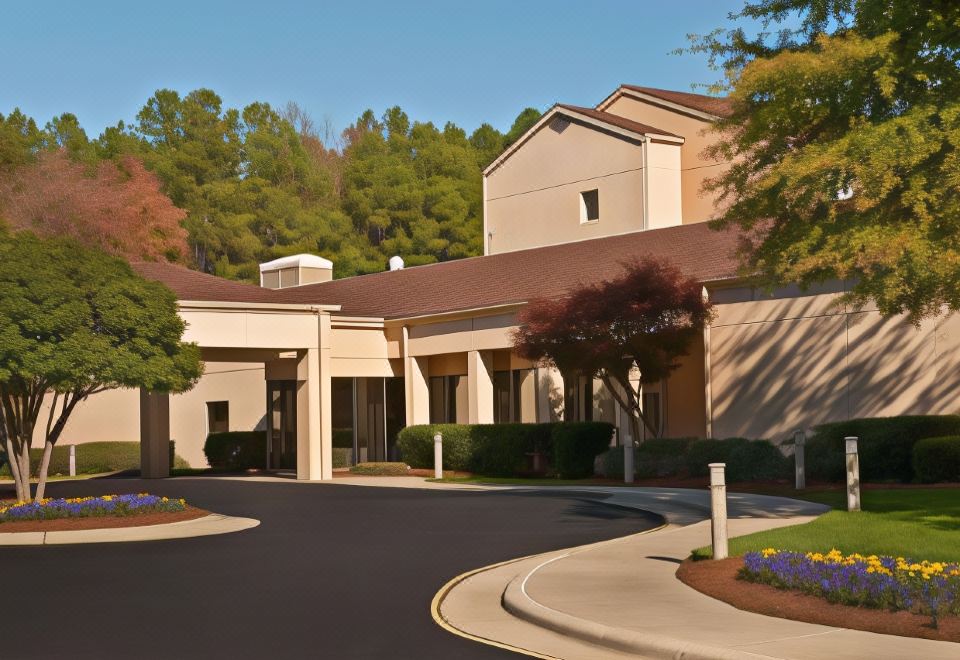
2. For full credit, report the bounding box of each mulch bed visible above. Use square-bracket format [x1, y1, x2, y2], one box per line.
[0, 505, 210, 533]
[677, 557, 960, 642]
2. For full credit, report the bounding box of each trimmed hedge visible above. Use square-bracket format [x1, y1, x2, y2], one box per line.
[685, 438, 750, 477]
[552, 422, 614, 478]
[599, 437, 788, 482]
[203, 431, 266, 470]
[397, 422, 611, 478]
[913, 436, 960, 483]
[0, 441, 189, 476]
[600, 437, 697, 479]
[806, 416, 960, 482]
[397, 424, 475, 471]
[726, 439, 791, 482]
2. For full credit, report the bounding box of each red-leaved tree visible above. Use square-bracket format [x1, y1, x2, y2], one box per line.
[0, 149, 189, 262]
[513, 258, 713, 442]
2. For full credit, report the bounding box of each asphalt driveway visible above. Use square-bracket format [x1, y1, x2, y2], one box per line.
[0, 478, 659, 659]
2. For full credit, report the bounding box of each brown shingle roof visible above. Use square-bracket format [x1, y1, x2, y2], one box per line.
[620, 86, 734, 118]
[556, 105, 682, 139]
[270, 222, 741, 319]
[130, 261, 282, 304]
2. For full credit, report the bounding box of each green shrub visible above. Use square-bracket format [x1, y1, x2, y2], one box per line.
[726, 439, 790, 482]
[203, 431, 266, 470]
[397, 423, 554, 475]
[913, 436, 960, 483]
[684, 438, 750, 477]
[350, 462, 409, 476]
[396, 424, 474, 471]
[469, 423, 554, 476]
[0, 441, 189, 476]
[636, 437, 696, 478]
[806, 416, 960, 482]
[552, 422, 614, 478]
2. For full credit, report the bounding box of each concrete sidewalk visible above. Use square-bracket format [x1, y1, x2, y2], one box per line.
[438, 488, 959, 659]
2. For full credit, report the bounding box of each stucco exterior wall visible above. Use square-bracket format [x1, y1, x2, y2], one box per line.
[663, 339, 707, 438]
[34, 362, 267, 468]
[485, 119, 647, 253]
[708, 283, 960, 441]
[601, 95, 727, 223]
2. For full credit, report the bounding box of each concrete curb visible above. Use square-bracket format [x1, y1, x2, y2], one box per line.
[0, 513, 260, 546]
[502, 556, 768, 660]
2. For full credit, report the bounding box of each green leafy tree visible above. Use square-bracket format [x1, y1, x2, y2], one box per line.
[692, 0, 960, 321]
[503, 107, 543, 148]
[0, 109, 44, 168]
[340, 106, 484, 272]
[0, 233, 202, 501]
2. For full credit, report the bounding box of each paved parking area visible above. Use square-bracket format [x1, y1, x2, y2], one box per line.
[0, 478, 659, 659]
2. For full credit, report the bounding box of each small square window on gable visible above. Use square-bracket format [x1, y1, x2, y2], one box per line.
[580, 189, 599, 223]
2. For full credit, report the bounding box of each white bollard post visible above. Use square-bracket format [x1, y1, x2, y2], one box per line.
[434, 432, 443, 480]
[709, 463, 728, 560]
[845, 436, 861, 512]
[623, 430, 634, 485]
[69, 445, 76, 477]
[793, 429, 806, 490]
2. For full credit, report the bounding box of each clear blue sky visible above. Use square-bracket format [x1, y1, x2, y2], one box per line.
[1, 0, 746, 139]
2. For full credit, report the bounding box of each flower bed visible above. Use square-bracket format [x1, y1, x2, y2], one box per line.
[741, 548, 960, 627]
[0, 494, 187, 523]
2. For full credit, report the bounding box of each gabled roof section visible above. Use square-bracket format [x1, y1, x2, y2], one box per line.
[482, 103, 683, 177]
[270, 222, 742, 319]
[597, 85, 734, 120]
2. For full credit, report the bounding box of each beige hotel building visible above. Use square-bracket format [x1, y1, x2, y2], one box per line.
[42, 85, 960, 479]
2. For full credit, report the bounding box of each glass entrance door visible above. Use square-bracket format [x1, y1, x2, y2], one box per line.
[267, 380, 297, 470]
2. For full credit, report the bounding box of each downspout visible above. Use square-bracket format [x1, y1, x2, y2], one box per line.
[641, 136, 650, 231]
[401, 325, 412, 425]
[702, 286, 713, 438]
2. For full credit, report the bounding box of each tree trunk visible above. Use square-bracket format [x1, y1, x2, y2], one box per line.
[627, 414, 643, 453]
[5, 436, 26, 502]
[33, 441, 54, 501]
[18, 438, 31, 502]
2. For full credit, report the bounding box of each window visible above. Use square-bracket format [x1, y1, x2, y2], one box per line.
[494, 369, 535, 423]
[493, 371, 511, 423]
[429, 375, 459, 424]
[580, 189, 599, 223]
[206, 401, 229, 434]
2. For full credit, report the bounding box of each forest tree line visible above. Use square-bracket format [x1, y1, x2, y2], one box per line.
[0, 89, 541, 280]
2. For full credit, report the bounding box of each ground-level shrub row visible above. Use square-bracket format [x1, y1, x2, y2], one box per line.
[596, 414, 960, 484]
[912, 436, 960, 483]
[804, 415, 960, 483]
[397, 422, 614, 478]
[598, 437, 791, 482]
[0, 441, 189, 477]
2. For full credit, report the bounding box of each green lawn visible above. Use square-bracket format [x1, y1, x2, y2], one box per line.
[693, 488, 960, 562]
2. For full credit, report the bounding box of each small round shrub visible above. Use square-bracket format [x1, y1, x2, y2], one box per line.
[913, 436, 960, 483]
[726, 439, 790, 482]
[396, 425, 474, 471]
[552, 422, 614, 478]
[684, 438, 750, 477]
[635, 437, 695, 478]
[203, 431, 266, 470]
